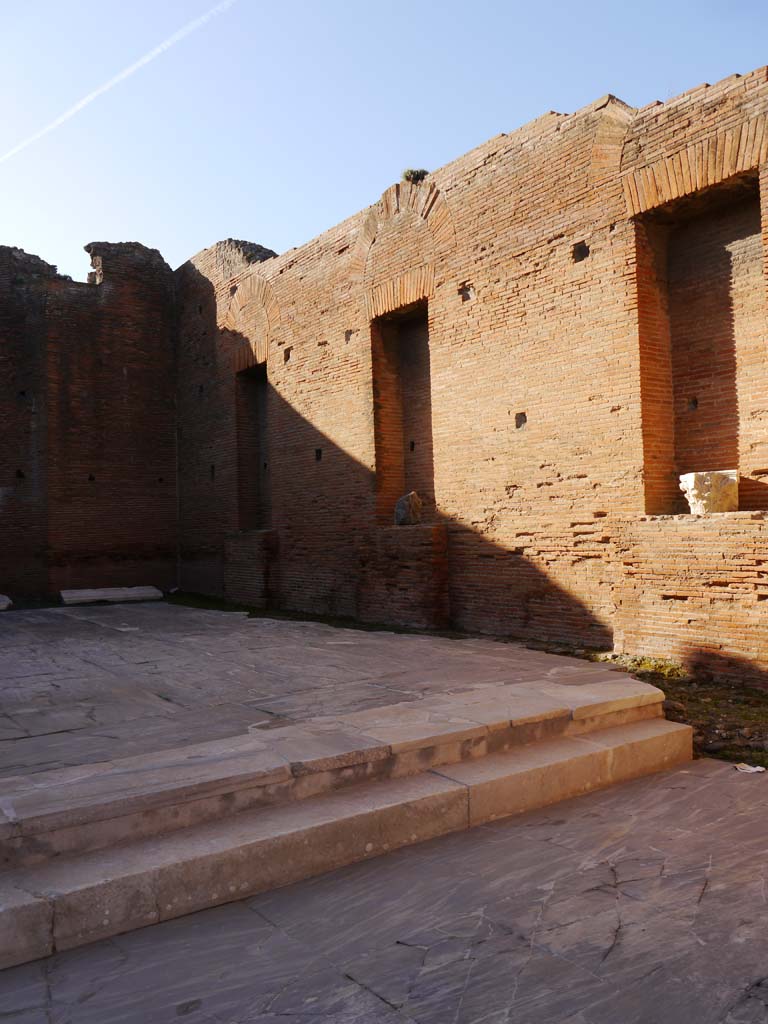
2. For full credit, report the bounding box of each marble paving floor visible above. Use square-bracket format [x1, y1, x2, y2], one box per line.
[2, 757, 767, 1023]
[0, 602, 606, 777]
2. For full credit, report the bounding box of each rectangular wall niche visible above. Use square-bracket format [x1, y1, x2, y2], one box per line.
[636, 174, 764, 513]
[371, 300, 435, 524]
[235, 364, 271, 529]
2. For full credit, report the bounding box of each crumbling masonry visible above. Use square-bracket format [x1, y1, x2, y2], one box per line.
[4, 67, 768, 683]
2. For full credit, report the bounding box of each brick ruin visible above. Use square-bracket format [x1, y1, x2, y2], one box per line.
[3, 67, 768, 682]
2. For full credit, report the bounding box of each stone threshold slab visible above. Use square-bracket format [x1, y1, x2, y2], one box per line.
[0, 718, 692, 969]
[0, 677, 664, 869]
[59, 587, 164, 606]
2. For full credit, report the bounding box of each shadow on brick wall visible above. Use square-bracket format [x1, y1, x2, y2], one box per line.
[176, 266, 612, 650]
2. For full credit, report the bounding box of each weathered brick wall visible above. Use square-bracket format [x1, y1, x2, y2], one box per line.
[176, 96, 642, 642]
[614, 514, 768, 681]
[5, 66, 768, 684]
[0, 243, 177, 595]
[172, 67, 768, 674]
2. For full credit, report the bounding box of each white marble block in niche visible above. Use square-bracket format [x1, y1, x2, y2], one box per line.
[679, 470, 738, 514]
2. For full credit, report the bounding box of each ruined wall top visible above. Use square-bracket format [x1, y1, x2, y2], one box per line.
[84, 241, 173, 285]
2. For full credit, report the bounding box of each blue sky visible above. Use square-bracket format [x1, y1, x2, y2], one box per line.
[2, 0, 767, 280]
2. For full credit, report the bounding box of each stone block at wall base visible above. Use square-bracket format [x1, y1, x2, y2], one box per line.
[223, 529, 278, 608]
[355, 524, 449, 630]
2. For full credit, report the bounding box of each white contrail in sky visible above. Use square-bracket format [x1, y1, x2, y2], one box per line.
[0, 0, 239, 166]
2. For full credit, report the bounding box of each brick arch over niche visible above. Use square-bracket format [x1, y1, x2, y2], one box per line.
[349, 180, 456, 318]
[221, 273, 281, 369]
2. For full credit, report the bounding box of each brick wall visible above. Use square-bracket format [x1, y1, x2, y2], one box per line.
[5, 66, 768, 686]
[0, 249, 52, 593]
[0, 243, 177, 595]
[172, 67, 768, 679]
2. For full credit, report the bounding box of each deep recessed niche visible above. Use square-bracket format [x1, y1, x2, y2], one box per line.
[315, 448, 323, 462]
[636, 177, 762, 512]
[572, 241, 590, 263]
[15, 469, 25, 480]
[371, 300, 434, 523]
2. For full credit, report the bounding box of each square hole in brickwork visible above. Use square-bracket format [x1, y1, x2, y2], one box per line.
[284, 347, 292, 363]
[515, 412, 527, 429]
[410, 440, 415, 452]
[458, 282, 475, 302]
[572, 241, 590, 262]
[688, 396, 699, 411]
[315, 448, 322, 462]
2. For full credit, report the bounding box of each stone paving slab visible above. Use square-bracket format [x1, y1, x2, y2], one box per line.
[0, 602, 632, 778]
[2, 758, 766, 1022]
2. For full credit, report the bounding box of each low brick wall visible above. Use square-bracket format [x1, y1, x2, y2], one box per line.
[614, 513, 768, 681]
[223, 529, 278, 607]
[355, 525, 449, 630]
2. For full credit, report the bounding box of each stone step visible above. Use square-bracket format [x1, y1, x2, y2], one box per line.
[0, 676, 664, 869]
[0, 718, 692, 969]
[59, 587, 164, 606]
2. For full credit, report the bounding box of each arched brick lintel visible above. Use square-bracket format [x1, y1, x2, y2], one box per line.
[221, 273, 281, 366]
[349, 180, 456, 287]
[365, 264, 435, 321]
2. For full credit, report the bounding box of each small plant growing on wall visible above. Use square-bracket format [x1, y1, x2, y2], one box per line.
[402, 168, 429, 184]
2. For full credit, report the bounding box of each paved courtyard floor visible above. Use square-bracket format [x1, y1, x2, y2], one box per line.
[1, 756, 766, 1023]
[0, 602, 608, 777]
